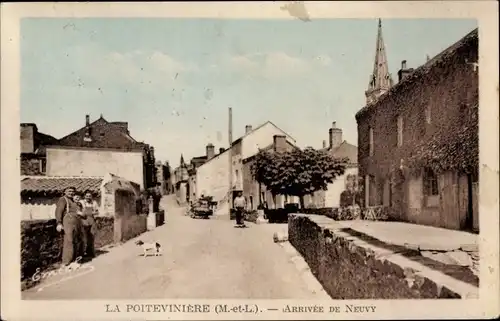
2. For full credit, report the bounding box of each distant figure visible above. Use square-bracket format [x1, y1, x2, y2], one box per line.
[233, 191, 246, 227]
[55, 187, 83, 266]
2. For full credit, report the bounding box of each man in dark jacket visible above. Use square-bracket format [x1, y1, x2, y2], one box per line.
[55, 186, 83, 265]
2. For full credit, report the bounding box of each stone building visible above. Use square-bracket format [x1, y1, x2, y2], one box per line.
[155, 161, 172, 195]
[45, 114, 157, 189]
[173, 155, 189, 205]
[195, 121, 296, 214]
[304, 122, 359, 208]
[356, 23, 479, 232]
[20, 123, 58, 176]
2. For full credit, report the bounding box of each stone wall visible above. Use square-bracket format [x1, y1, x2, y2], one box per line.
[300, 205, 398, 221]
[21, 217, 114, 285]
[288, 214, 478, 299]
[356, 31, 478, 229]
[121, 214, 148, 242]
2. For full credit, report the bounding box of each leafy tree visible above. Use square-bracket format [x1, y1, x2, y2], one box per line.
[251, 147, 347, 208]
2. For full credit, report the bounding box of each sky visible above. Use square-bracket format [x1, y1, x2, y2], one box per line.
[21, 18, 477, 168]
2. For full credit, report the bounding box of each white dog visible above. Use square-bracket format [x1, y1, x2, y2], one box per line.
[135, 240, 162, 257]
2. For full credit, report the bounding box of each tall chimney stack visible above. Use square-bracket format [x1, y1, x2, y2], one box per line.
[206, 143, 215, 160]
[86, 115, 90, 126]
[329, 121, 343, 149]
[398, 60, 414, 82]
[245, 125, 253, 134]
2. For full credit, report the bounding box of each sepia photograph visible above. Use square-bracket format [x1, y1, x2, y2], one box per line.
[1, 2, 499, 320]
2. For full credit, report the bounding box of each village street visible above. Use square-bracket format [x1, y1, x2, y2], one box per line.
[22, 195, 329, 300]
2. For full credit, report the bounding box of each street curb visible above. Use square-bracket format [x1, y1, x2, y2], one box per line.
[278, 241, 332, 300]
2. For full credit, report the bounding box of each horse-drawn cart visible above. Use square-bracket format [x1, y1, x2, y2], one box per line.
[190, 196, 216, 219]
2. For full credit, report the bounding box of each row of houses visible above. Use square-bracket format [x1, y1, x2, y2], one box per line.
[21, 114, 161, 189]
[174, 120, 359, 213]
[20, 114, 170, 220]
[174, 20, 479, 234]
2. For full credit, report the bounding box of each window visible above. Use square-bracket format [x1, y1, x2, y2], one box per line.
[424, 168, 439, 196]
[249, 196, 253, 210]
[369, 127, 374, 156]
[425, 105, 431, 124]
[397, 116, 404, 147]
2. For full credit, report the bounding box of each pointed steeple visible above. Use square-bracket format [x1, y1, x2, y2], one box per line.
[180, 154, 185, 167]
[365, 19, 393, 105]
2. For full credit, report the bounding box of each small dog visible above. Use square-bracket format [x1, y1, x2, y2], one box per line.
[135, 240, 162, 257]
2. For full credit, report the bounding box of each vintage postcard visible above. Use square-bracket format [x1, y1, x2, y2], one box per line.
[1, 1, 499, 320]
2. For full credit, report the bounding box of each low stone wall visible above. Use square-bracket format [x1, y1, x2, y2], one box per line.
[301, 206, 398, 221]
[21, 214, 147, 289]
[21, 217, 114, 285]
[244, 210, 259, 223]
[147, 211, 165, 230]
[121, 214, 148, 242]
[264, 208, 289, 223]
[288, 214, 478, 299]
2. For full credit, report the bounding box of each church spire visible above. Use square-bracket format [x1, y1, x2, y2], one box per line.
[180, 154, 185, 167]
[365, 18, 393, 105]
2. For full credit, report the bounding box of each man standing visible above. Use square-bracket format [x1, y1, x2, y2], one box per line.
[80, 190, 99, 260]
[233, 191, 246, 227]
[55, 187, 83, 266]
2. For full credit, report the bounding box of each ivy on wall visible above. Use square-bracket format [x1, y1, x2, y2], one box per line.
[356, 29, 479, 180]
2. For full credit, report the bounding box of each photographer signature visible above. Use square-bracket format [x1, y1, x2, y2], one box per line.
[31, 256, 95, 292]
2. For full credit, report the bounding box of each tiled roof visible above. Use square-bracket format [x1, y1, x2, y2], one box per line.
[56, 116, 145, 150]
[321, 141, 358, 165]
[21, 177, 103, 195]
[36, 131, 58, 146]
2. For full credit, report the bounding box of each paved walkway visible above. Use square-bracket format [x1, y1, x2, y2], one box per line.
[22, 196, 324, 300]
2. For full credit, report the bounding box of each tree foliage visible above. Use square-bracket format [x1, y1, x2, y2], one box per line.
[251, 147, 347, 206]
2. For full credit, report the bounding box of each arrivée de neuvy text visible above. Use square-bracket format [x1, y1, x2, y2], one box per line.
[105, 303, 377, 314]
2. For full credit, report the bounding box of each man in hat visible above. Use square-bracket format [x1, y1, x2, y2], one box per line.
[233, 191, 247, 227]
[55, 186, 84, 266]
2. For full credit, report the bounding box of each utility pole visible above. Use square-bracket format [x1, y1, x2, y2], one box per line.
[228, 107, 233, 212]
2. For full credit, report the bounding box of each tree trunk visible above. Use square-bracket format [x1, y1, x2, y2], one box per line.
[258, 183, 262, 207]
[299, 195, 305, 209]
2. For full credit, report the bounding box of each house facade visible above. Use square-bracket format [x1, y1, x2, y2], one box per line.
[195, 122, 296, 213]
[356, 26, 479, 232]
[20, 123, 58, 176]
[46, 115, 157, 189]
[173, 155, 189, 205]
[304, 122, 359, 208]
[155, 161, 172, 195]
[242, 134, 298, 210]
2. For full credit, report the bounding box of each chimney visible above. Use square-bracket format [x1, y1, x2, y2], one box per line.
[150, 147, 155, 161]
[329, 121, 343, 149]
[273, 135, 287, 153]
[245, 125, 253, 134]
[86, 114, 90, 126]
[206, 143, 215, 160]
[219, 147, 225, 154]
[322, 140, 326, 149]
[398, 60, 414, 82]
[20, 123, 37, 154]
